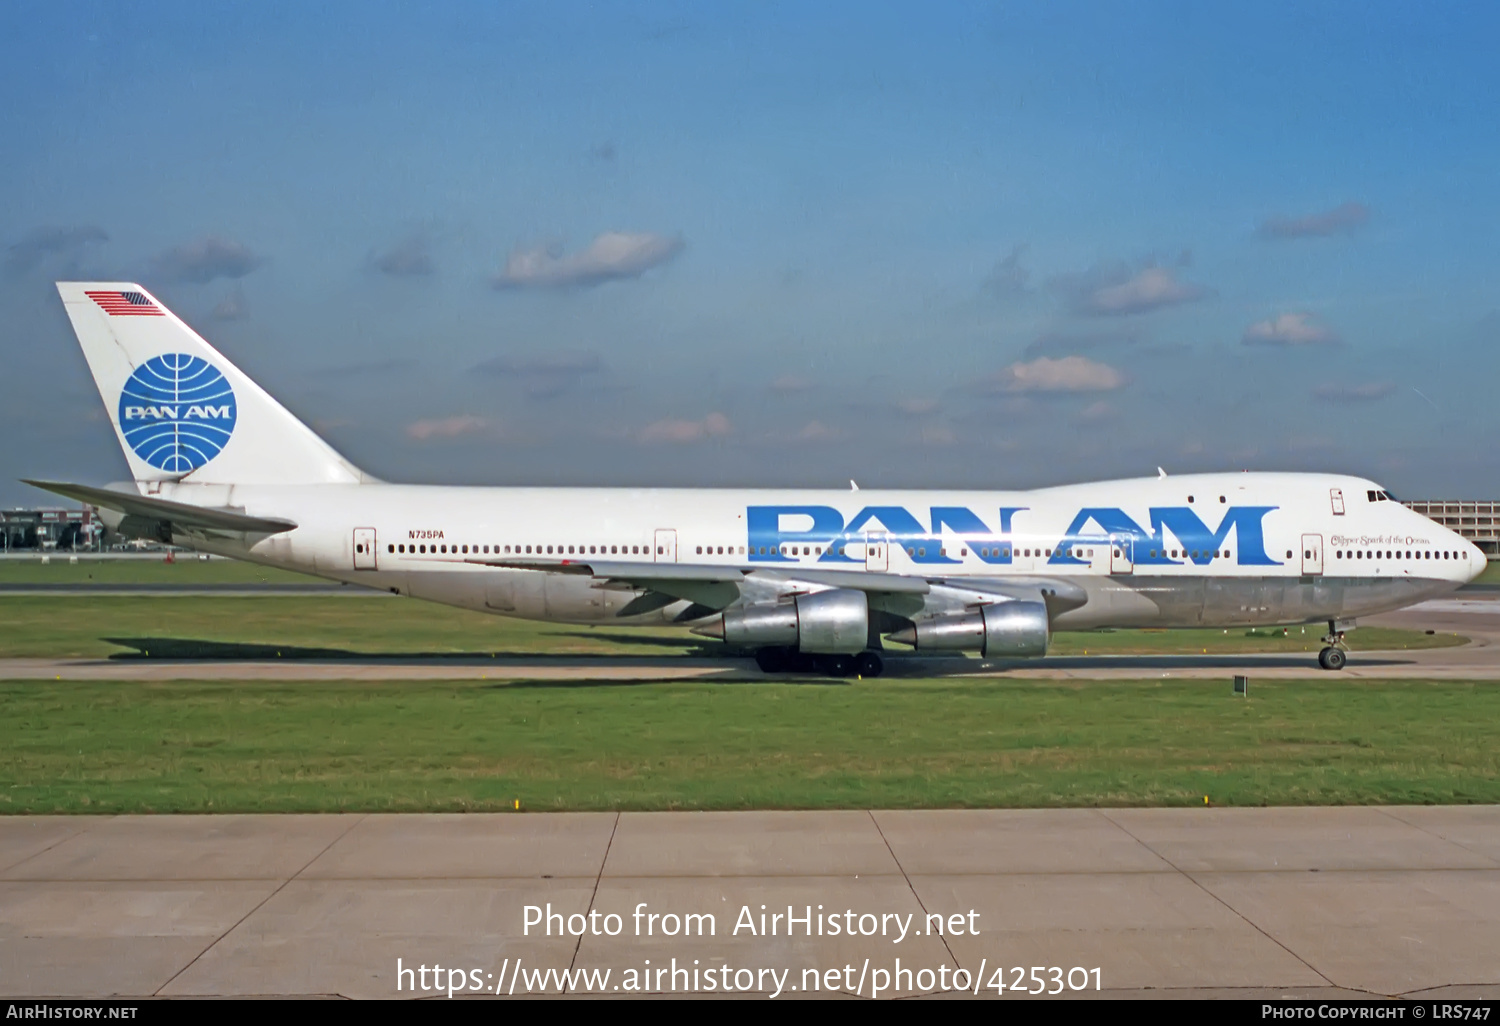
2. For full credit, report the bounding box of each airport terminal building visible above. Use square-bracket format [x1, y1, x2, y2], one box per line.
[1402, 500, 1500, 558]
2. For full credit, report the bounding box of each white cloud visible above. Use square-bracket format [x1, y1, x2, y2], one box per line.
[987, 356, 1126, 394]
[372, 233, 434, 276]
[5, 225, 108, 275]
[406, 415, 490, 441]
[1258, 201, 1370, 239]
[770, 374, 814, 393]
[1242, 312, 1340, 347]
[797, 420, 840, 441]
[494, 231, 683, 289]
[638, 412, 731, 444]
[152, 236, 264, 283]
[1080, 266, 1207, 316]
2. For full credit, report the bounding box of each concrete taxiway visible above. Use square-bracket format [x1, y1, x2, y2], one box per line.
[1, 595, 1497, 682]
[2, 807, 1498, 999]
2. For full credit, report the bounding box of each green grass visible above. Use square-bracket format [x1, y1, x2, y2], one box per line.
[1475, 560, 1500, 586]
[0, 595, 1464, 660]
[0, 556, 319, 585]
[2, 677, 1497, 813]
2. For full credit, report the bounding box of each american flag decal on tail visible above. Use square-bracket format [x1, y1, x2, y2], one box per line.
[86, 290, 165, 316]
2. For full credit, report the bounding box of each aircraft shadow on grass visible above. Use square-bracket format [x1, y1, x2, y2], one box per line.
[98, 635, 726, 662]
[98, 636, 1407, 673]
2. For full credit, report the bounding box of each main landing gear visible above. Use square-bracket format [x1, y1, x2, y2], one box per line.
[754, 648, 884, 678]
[1317, 619, 1352, 671]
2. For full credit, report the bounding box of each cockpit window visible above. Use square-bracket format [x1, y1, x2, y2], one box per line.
[1367, 489, 1396, 502]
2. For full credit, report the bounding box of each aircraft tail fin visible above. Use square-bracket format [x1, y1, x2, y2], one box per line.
[55, 282, 369, 486]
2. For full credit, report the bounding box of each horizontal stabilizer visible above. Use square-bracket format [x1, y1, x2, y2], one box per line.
[22, 479, 298, 535]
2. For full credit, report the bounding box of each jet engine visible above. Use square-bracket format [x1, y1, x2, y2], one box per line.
[887, 600, 1049, 657]
[692, 588, 869, 654]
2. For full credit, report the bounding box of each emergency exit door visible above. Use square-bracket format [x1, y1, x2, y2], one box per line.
[1301, 533, 1323, 576]
[1109, 533, 1134, 574]
[353, 527, 378, 570]
[865, 532, 889, 572]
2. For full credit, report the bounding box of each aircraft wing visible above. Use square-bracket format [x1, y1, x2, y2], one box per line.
[22, 479, 298, 535]
[462, 555, 1086, 619]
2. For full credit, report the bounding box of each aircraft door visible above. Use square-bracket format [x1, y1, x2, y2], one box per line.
[655, 529, 677, 563]
[865, 532, 889, 572]
[1109, 533, 1134, 574]
[353, 527, 377, 570]
[1301, 534, 1323, 576]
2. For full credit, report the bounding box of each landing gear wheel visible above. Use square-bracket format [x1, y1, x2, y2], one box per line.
[822, 654, 856, 678]
[854, 651, 884, 678]
[1317, 646, 1346, 671]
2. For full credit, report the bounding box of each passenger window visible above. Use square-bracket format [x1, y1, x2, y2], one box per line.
[386, 544, 393, 553]
[1224, 550, 1231, 559]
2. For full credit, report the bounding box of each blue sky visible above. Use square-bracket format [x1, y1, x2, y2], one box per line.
[3, 0, 1498, 504]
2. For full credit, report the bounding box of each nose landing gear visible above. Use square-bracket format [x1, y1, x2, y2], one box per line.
[1318, 619, 1352, 670]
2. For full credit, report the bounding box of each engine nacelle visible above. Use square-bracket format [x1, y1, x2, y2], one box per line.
[891, 600, 1049, 658]
[707, 588, 870, 654]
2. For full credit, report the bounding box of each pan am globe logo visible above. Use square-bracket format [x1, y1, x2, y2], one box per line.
[117, 354, 237, 473]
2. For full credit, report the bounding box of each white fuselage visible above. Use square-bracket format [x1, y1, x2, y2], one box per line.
[144, 470, 1484, 632]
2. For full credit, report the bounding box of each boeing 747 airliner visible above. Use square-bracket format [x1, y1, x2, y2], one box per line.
[27, 282, 1485, 676]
